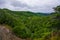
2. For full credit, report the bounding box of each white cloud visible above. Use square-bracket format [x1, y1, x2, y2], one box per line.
[0, 0, 60, 13]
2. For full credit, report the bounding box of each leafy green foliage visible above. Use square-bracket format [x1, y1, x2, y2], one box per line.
[0, 5, 60, 40]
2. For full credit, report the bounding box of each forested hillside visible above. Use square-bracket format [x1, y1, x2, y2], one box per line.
[0, 6, 60, 40]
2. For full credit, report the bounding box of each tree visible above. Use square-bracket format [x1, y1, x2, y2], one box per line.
[54, 5, 60, 13]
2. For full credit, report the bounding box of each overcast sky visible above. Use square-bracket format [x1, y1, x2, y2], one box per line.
[0, 0, 60, 13]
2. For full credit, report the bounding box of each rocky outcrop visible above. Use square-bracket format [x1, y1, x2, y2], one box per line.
[0, 25, 25, 40]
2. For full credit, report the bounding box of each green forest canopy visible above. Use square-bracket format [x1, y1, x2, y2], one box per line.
[0, 6, 60, 40]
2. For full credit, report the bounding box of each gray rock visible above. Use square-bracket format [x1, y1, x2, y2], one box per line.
[0, 25, 24, 40]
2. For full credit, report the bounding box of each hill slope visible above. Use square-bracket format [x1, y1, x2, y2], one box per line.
[0, 9, 60, 40]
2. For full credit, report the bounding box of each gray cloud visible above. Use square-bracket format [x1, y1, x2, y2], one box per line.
[0, 0, 60, 13]
[0, 0, 6, 4]
[11, 1, 28, 8]
[0, 0, 6, 8]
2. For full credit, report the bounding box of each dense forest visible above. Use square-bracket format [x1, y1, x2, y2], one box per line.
[0, 6, 60, 40]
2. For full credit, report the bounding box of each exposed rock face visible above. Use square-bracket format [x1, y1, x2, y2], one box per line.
[0, 25, 24, 40]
